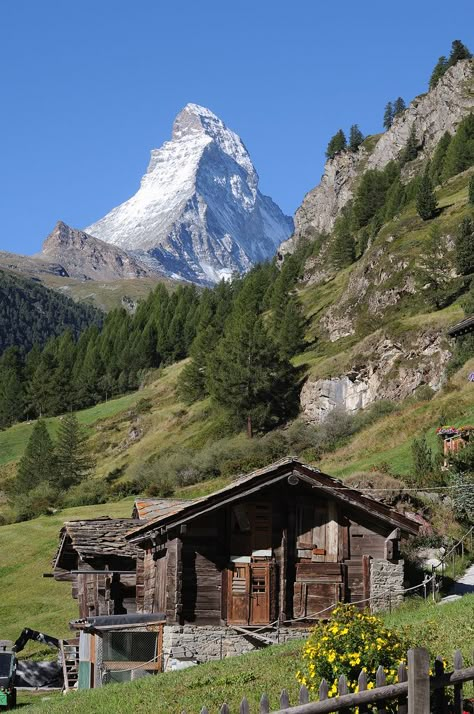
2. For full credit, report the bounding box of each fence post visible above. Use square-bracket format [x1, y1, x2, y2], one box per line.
[279, 690, 290, 709]
[375, 666, 387, 714]
[397, 662, 408, 714]
[259, 693, 270, 714]
[407, 648, 430, 714]
[431, 566, 436, 602]
[298, 685, 309, 704]
[357, 669, 369, 714]
[453, 650, 464, 714]
[432, 656, 446, 714]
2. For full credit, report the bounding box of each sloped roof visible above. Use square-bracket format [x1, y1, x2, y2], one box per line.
[448, 315, 474, 337]
[133, 498, 193, 521]
[126, 458, 419, 542]
[54, 517, 140, 571]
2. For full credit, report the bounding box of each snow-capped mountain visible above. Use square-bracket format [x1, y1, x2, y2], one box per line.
[85, 104, 293, 284]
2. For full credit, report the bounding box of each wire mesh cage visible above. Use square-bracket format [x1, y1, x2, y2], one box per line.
[100, 629, 162, 685]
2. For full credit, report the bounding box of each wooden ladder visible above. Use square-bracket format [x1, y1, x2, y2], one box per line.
[60, 640, 79, 692]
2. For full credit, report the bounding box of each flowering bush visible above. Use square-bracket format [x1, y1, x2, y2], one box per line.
[296, 604, 408, 701]
[437, 425, 474, 437]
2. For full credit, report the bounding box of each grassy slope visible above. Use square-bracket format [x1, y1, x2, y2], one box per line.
[22, 596, 474, 714]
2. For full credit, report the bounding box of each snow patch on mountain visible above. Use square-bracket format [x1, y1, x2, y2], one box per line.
[85, 104, 293, 284]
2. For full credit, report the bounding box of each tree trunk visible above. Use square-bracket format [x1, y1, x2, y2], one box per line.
[247, 414, 253, 439]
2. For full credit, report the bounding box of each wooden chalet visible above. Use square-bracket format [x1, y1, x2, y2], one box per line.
[126, 458, 419, 628]
[53, 517, 141, 619]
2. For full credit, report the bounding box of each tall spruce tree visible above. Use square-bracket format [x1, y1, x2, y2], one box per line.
[393, 97, 406, 116]
[447, 40, 472, 67]
[442, 113, 474, 180]
[455, 217, 474, 275]
[207, 313, 298, 438]
[276, 297, 306, 359]
[400, 126, 418, 164]
[429, 132, 452, 185]
[349, 124, 364, 152]
[383, 102, 394, 130]
[16, 420, 56, 492]
[325, 129, 347, 159]
[55, 413, 94, 491]
[416, 171, 438, 220]
[429, 56, 449, 89]
[469, 175, 474, 205]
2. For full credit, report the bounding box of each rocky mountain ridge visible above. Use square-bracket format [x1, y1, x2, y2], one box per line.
[85, 103, 293, 284]
[283, 59, 474, 252]
[40, 221, 156, 281]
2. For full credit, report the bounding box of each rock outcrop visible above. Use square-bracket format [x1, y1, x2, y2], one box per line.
[284, 59, 474, 250]
[300, 329, 451, 422]
[41, 221, 155, 281]
[85, 104, 293, 284]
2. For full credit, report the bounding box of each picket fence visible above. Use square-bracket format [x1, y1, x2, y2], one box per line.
[183, 648, 474, 714]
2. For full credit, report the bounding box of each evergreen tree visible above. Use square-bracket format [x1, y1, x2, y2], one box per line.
[447, 40, 472, 67]
[469, 175, 474, 205]
[416, 171, 438, 220]
[411, 435, 433, 485]
[16, 420, 57, 492]
[55, 413, 94, 491]
[400, 126, 418, 164]
[429, 56, 449, 89]
[349, 124, 364, 152]
[384, 178, 405, 220]
[455, 217, 474, 275]
[383, 102, 394, 130]
[416, 224, 453, 309]
[442, 114, 474, 180]
[178, 325, 219, 403]
[429, 132, 452, 185]
[207, 313, 298, 438]
[393, 97, 406, 116]
[325, 129, 347, 159]
[332, 225, 356, 268]
[275, 297, 306, 359]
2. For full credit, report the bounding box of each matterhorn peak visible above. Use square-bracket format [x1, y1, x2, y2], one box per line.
[85, 105, 293, 285]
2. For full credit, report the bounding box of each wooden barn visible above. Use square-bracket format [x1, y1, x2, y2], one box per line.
[53, 517, 141, 619]
[126, 458, 419, 628]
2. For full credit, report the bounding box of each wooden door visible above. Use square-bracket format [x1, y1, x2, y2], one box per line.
[249, 564, 270, 624]
[227, 562, 272, 625]
[228, 563, 251, 624]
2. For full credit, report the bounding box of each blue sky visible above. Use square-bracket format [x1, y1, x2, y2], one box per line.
[1, 0, 473, 255]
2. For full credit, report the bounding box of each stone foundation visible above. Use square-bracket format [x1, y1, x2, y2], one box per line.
[370, 559, 404, 612]
[162, 625, 309, 670]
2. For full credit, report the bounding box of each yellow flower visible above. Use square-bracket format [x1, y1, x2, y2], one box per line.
[367, 682, 375, 690]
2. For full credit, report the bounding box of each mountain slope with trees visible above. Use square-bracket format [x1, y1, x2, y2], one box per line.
[0, 269, 102, 355]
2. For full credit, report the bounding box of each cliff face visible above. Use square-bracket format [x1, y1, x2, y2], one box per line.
[284, 59, 474, 250]
[290, 60, 474, 423]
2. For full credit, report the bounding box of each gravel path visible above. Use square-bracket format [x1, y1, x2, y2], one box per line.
[450, 561, 474, 596]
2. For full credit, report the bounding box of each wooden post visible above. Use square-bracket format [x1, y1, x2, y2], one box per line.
[338, 675, 350, 714]
[357, 670, 369, 714]
[298, 685, 309, 704]
[431, 565, 436, 602]
[375, 666, 387, 714]
[432, 656, 446, 714]
[397, 662, 408, 714]
[279, 690, 290, 709]
[259, 694, 270, 713]
[453, 650, 464, 714]
[240, 697, 250, 714]
[318, 679, 329, 701]
[220, 705, 230, 714]
[407, 648, 430, 714]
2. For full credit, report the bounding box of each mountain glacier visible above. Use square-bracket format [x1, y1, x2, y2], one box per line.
[85, 104, 293, 284]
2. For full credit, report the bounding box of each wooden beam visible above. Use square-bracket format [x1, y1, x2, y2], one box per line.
[407, 648, 430, 714]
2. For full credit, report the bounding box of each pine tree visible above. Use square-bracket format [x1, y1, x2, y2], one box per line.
[447, 40, 472, 67]
[325, 129, 347, 159]
[416, 171, 438, 220]
[55, 413, 94, 491]
[349, 124, 364, 152]
[469, 175, 474, 205]
[207, 313, 298, 437]
[384, 178, 405, 220]
[178, 325, 219, 403]
[411, 435, 433, 485]
[393, 97, 406, 117]
[400, 126, 418, 164]
[332, 226, 356, 267]
[16, 420, 57, 492]
[383, 102, 393, 130]
[455, 217, 474, 275]
[429, 132, 452, 185]
[442, 114, 474, 180]
[429, 56, 449, 89]
[276, 297, 306, 359]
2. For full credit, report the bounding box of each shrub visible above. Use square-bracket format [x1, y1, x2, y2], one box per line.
[63, 478, 109, 507]
[297, 604, 408, 700]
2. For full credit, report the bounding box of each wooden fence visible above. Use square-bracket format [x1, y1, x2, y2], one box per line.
[186, 648, 474, 714]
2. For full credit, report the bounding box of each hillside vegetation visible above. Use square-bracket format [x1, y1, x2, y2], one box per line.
[0, 269, 101, 354]
[21, 596, 474, 713]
